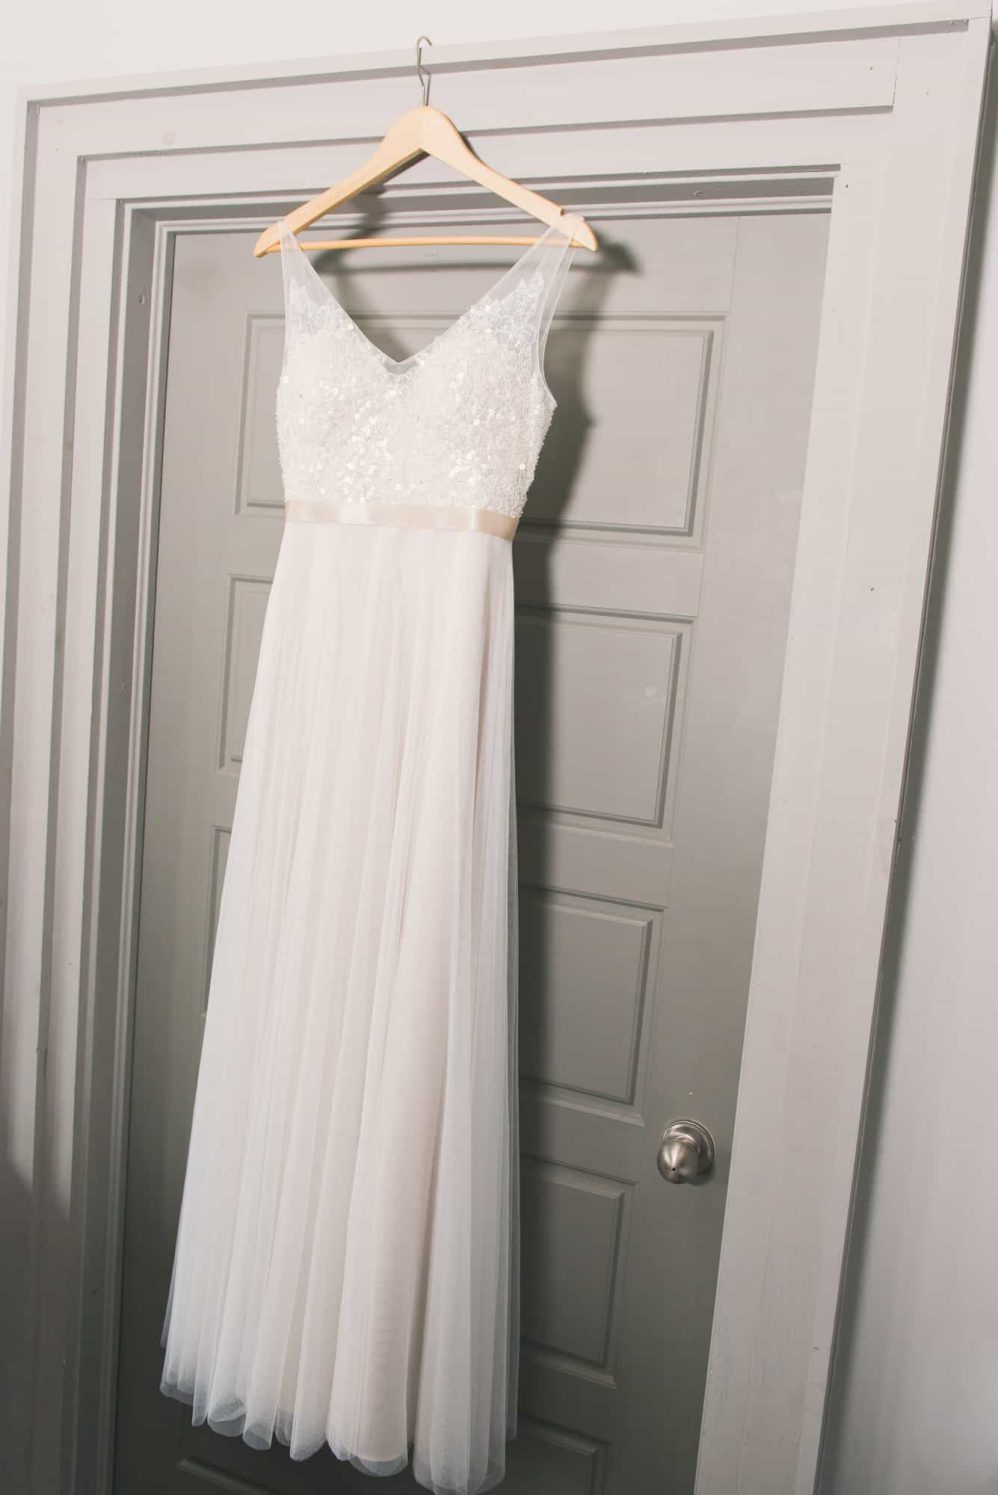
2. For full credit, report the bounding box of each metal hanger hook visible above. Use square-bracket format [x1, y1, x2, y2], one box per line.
[415, 35, 432, 107]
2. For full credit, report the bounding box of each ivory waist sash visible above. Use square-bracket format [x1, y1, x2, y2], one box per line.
[283, 497, 518, 540]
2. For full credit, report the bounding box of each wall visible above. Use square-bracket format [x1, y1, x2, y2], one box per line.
[4, 4, 995, 1492]
[818, 38, 998, 1495]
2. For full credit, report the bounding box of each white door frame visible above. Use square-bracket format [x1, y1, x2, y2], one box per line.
[0, 7, 988, 1492]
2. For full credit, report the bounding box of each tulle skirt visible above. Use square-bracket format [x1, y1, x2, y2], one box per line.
[159, 515, 520, 1495]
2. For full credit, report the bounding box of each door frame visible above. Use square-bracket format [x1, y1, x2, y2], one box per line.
[0, 7, 989, 1493]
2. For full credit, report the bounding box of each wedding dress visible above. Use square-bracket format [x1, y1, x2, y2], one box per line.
[158, 212, 576, 1495]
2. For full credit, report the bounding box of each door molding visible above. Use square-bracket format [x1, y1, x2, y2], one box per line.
[0, 7, 988, 1492]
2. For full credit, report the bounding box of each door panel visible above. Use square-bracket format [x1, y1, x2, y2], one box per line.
[115, 206, 828, 1494]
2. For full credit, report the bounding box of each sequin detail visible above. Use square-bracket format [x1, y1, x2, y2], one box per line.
[275, 225, 573, 520]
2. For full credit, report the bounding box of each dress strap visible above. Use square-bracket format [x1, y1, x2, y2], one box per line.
[536, 217, 576, 376]
[277, 218, 333, 355]
[278, 218, 320, 298]
[491, 213, 577, 386]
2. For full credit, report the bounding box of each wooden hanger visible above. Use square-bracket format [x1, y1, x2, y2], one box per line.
[253, 36, 598, 258]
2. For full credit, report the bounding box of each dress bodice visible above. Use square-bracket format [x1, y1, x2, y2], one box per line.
[275, 216, 576, 521]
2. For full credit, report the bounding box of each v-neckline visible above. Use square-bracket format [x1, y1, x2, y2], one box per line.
[279, 216, 562, 372]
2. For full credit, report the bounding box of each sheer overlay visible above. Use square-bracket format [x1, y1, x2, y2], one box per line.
[159, 211, 576, 1495]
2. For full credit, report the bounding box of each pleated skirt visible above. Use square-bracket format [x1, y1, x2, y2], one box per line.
[159, 516, 520, 1495]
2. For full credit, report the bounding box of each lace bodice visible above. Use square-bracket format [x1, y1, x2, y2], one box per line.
[275, 217, 576, 520]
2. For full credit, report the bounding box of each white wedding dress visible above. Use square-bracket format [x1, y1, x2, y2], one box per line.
[159, 213, 576, 1495]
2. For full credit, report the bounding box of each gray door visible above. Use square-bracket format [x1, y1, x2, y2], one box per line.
[115, 206, 829, 1494]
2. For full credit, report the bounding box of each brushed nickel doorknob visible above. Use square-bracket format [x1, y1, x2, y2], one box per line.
[656, 1119, 715, 1184]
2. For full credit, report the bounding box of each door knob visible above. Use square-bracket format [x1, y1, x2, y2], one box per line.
[656, 1119, 715, 1184]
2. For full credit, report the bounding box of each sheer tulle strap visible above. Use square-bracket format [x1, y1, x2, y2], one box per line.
[277, 218, 333, 363]
[277, 218, 326, 301]
[535, 217, 576, 375]
[482, 212, 576, 357]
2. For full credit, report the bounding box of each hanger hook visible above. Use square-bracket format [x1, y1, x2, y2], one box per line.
[415, 35, 432, 107]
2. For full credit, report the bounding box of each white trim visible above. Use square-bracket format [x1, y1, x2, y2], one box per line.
[12, 1, 987, 104]
[0, 10, 988, 1495]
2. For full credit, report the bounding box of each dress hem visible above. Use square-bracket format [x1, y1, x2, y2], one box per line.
[159, 1378, 515, 1495]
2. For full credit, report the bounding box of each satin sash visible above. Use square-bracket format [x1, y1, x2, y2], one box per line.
[283, 497, 518, 540]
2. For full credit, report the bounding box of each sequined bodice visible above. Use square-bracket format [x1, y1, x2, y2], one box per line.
[275, 218, 576, 521]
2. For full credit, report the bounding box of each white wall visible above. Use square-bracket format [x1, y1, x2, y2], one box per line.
[4, 5, 995, 1492]
[818, 43, 998, 1495]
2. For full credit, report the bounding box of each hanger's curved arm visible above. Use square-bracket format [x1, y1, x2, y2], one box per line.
[253, 103, 598, 257]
